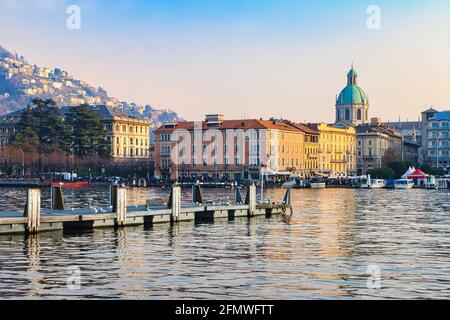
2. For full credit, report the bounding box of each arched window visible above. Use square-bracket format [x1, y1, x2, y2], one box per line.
[345, 109, 350, 121]
[357, 109, 362, 120]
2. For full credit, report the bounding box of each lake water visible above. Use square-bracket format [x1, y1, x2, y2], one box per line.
[0, 187, 449, 299]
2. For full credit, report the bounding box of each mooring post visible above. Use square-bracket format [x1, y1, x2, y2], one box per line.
[282, 188, 291, 206]
[110, 185, 117, 208]
[245, 183, 257, 216]
[24, 189, 41, 234]
[51, 186, 65, 210]
[235, 188, 243, 204]
[282, 188, 294, 215]
[112, 187, 127, 227]
[192, 183, 203, 204]
[170, 184, 181, 222]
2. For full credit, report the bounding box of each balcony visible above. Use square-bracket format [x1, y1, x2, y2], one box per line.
[428, 155, 450, 160]
[331, 159, 348, 164]
[429, 127, 450, 131]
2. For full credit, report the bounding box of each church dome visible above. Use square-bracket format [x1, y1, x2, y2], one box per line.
[337, 85, 368, 105]
[336, 67, 369, 106]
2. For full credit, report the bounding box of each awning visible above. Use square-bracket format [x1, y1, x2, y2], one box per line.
[407, 169, 428, 179]
[401, 167, 416, 179]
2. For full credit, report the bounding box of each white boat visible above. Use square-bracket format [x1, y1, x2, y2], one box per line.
[282, 175, 301, 189]
[425, 176, 437, 190]
[369, 179, 386, 189]
[310, 177, 326, 189]
[394, 179, 414, 189]
[310, 182, 326, 189]
[360, 175, 386, 189]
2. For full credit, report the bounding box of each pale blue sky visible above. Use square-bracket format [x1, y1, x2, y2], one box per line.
[0, 0, 449, 122]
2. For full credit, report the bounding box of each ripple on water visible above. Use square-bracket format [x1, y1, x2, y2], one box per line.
[0, 187, 450, 299]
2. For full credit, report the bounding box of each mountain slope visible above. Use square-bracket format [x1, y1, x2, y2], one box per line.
[0, 45, 183, 127]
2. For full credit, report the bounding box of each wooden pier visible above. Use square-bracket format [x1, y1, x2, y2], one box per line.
[0, 184, 293, 235]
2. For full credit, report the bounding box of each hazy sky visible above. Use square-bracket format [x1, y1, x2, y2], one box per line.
[0, 0, 449, 122]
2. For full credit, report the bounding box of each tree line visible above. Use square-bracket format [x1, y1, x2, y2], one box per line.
[0, 99, 111, 178]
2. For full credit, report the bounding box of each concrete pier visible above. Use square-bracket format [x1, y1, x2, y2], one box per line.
[0, 184, 293, 235]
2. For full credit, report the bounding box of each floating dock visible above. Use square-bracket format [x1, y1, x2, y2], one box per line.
[0, 184, 293, 235]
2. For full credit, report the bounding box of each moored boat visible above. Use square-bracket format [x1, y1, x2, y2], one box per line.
[360, 174, 386, 189]
[394, 179, 414, 189]
[282, 175, 301, 189]
[369, 179, 386, 189]
[310, 176, 326, 189]
[424, 176, 437, 190]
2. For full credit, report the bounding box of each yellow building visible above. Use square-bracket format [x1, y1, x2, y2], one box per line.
[268, 122, 306, 175]
[288, 122, 320, 177]
[88, 105, 152, 161]
[307, 123, 356, 176]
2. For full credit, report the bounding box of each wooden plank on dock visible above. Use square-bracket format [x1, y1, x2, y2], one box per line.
[0, 186, 293, 235]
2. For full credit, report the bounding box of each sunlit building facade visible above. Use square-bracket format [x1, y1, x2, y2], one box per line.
[307, 123, 357, 176]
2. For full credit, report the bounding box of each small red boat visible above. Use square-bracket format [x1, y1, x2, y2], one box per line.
[51, 181, 89, 188]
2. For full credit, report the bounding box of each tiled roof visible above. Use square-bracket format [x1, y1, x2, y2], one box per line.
[422, 107, 439, 113]
[156, 119, 304, 133]
[357, 124, 402, 137]
[287, 122, 320, 135]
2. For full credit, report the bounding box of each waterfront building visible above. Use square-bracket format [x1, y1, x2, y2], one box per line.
[333, 66, 419, 173]
[427, 110, 450, 169]
[288, 122, 320, 177]
[403, 140, 421, 165]
[0, 114, 16, 147]
[383, 120, 421, 144]
[97, 106, 152, 160]
[306, 123, 356, 177]
[391, 108, 450, 168]
[0, 105, 152, 161]
[418, 107, 442, 167]
[154, 115, 312, 181]
[383, 119, 423, 164]
[335, 66, 370, 126]
[355, 118, 403, 175]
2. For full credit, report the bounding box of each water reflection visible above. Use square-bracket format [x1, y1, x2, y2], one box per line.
[0, 187, 449, 299]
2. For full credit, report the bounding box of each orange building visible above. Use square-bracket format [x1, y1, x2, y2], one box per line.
[154, 115, 315, 181]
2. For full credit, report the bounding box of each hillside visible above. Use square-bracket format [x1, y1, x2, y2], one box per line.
[0, 45, 183, 127]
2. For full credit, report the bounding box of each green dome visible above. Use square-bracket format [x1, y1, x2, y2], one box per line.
[337, 85, 368, 106]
